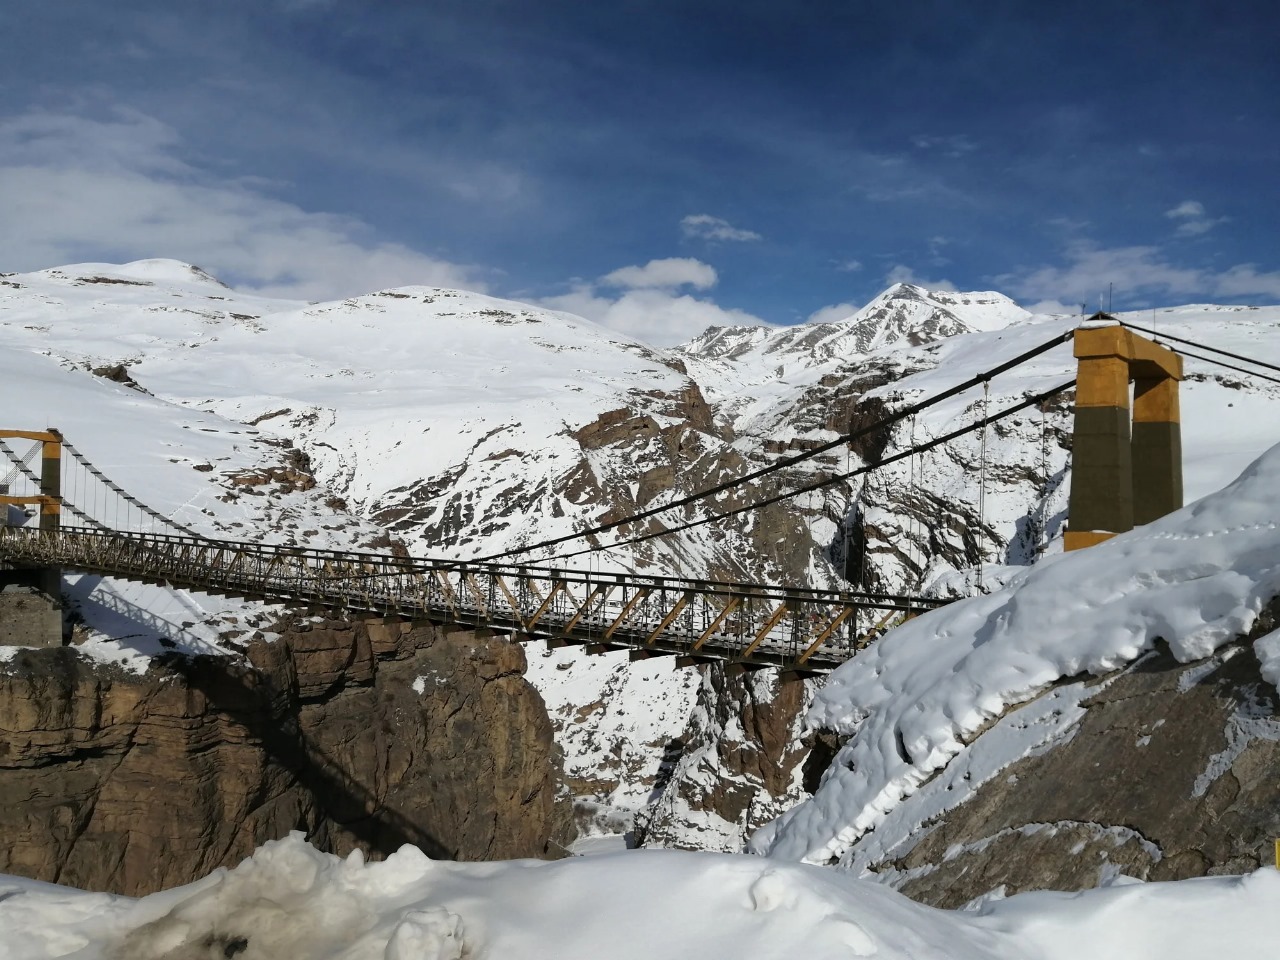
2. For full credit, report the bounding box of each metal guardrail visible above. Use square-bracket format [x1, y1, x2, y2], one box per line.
[0, 525, 949, 672]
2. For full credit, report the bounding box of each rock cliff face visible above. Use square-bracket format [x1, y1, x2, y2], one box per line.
[848, 633, 1280, 908]
[0, 618, 565, 896]
[637, 665, 815, 851]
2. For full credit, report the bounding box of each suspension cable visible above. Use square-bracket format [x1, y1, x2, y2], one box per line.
[58, 438, 200, 536]
[976, 380, 989, 594]
[0, 438, 108, 529]
[1162, 345, 1280, 387]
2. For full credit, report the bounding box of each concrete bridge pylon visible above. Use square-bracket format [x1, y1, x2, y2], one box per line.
[0, 429, 63, 647]
[1065, 318, 1183, 551]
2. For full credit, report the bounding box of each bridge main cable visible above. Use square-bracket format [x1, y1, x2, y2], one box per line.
[471, 330, 1075, 564]
[0, 438, 106, 530]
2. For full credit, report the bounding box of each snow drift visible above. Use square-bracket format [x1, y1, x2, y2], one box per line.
[1, 831, 1277, 960]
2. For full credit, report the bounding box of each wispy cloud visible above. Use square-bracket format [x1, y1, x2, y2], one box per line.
[806, 302, 858, 325]
[0, 106, 482, 300]
[910, 133, 977, 158]
[540, 257, 767, 346]
[600, 257, 717, 290]
[680, 214, 762, 243]
[1165, 199, 1228, 237]
[884, 264, 957, 291]
[834, 259, 863, 273]
[999, 241, 1280, 306]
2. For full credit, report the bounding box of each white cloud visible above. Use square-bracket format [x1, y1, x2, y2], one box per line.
[884, 264, 957, 291]
[1164, 199, 1228, 237]
[998, 242, 1280, 306]
[834, 259, 863, 273]
[1166, 200, 1206, 219]
[910, 133, 977, 157]
[999, 243, 1201, 305]
[1023, 299, 1082, 316]
[540, 259, 769, 346]
[806, 302, 858, 326]
[0, 107, 482, 301]
[600, 257, 717, 291]
[680, 214, 762, 243]
[1213, 263, 1280, 299]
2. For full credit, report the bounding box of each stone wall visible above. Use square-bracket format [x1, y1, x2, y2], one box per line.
[0, 618, 567, 896]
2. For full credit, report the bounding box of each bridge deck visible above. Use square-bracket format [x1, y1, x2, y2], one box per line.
[0, 526, 948, 672]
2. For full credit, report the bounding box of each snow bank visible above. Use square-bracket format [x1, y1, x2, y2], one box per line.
[1, 833, 1276, 960]
[753, 441, 1280, 864]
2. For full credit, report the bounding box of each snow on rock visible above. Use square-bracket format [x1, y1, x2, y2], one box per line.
[527, 646, 701, 837]
[1, 831, 1278, 960]
[637, 667, 815, 853]
[753, 441, 1280, 865]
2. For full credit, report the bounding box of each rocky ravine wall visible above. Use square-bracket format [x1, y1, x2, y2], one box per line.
[637, 664, 817, 852]
[855, 632, 1280, 908]
[0, 618, 568, 896]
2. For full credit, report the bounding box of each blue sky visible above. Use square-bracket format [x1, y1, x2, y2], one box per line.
[2, 1, 1278, 344]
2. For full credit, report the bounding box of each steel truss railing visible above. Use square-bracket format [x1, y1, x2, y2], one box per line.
[0, 525, 949, 672]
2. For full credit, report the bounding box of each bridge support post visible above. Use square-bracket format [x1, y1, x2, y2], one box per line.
[1132, 375, 1183, 525]
[37, 431, 62, 600]
[0, 429, 63, 645]
[1065, 321, 1182, 551]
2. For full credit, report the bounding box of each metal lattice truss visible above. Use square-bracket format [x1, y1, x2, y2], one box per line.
[0, 525, 947, 672]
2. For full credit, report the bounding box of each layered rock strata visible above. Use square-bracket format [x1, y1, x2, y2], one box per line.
[0, 618, 564, 896]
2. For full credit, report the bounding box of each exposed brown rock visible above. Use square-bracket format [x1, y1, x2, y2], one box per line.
[0, 619, 565, 896]
[884, 641, 1280, 907]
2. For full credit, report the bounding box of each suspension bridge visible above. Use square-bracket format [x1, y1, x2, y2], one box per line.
[3, 318, 1258, 673]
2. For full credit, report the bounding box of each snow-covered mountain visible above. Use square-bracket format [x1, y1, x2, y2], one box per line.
[4, 258, 1280, 852]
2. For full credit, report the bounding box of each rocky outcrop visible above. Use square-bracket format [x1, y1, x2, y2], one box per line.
[870, 640, 1280, 908]
[636, 665, 814, 851]
[0, 618, 566, 896]
[0, 584, 61, 648]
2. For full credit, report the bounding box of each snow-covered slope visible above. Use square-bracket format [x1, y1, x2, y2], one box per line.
[2, 261, 747, 576]
[752, 439, 1280, 866]
[676, 284, 1030, 411]
[0, 334, 386, 668]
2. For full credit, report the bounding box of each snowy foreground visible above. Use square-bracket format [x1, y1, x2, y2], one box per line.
[0, 832, 1275, 960]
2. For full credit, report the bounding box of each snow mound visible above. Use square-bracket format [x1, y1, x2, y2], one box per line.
[2, 832, 1277, 960]
[33, 259, 230, 289]
[753, 440, 1280, 864]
